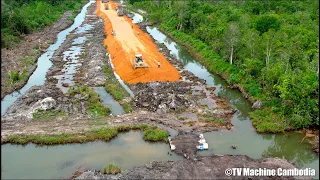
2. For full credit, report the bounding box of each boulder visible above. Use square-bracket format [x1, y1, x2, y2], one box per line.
[252, 100, 262, 109]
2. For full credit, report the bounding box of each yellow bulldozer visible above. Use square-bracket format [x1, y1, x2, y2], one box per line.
[133, 54, 148, 69]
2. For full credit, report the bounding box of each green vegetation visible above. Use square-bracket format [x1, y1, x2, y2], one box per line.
[103, 64, 130, 101]
[68, 84, 111, 117]
[142, 125, 169, 142]
[201, 110, 225, 126]
[102, 164, 121, 175]
[122, 101, 133, 113]
[8, 69, 28, 85]
[178, 116, 188, 121]
[130, 0, 319, 132]
[2, 124, 169, 145]
[1, 0, 86, 48]
[32, 109, 65, 120]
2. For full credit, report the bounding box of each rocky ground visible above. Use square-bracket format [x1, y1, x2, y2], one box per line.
[2, 2, 111, 121]
[74, 155, 302, 180]
[1, 3, 318, 180]
[71, 132, 311, 179]
[1, 11, 75, 100]
[2, 2, 235, 134]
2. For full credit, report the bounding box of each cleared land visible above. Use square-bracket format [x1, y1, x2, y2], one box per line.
[96, 1, 180, 84]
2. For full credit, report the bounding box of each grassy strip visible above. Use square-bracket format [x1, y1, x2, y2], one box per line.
[103, 64, 130, 101]
[68, 84, 111, 117]
[142, 125, 169, 142]
[7, 49, 40, 88]
[121, 101, 133, 113]
[32, 109, 65, 120]
[103, 63, 133, 114]
[199, 110, 226, 126]
[2, 124, 169, 145]
[102, 164, 121, 175]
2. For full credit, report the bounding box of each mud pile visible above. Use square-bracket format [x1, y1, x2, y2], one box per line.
[2, 83, 90, 121]
[75, 155, 299, 180]
[130, 82, 192, 112]
[2, 85, 65, 120]
[170, 132, 201, 160]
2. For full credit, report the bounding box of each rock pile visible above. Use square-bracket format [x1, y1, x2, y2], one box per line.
[3, 85, 63, 120]
[131, 82, 192, 113]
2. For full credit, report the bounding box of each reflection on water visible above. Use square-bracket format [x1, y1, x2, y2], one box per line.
[93, 87, 124, 115]
[54, 46, 83, 93]
[146, 26, 319, 178]
[1, 131, 182, 179]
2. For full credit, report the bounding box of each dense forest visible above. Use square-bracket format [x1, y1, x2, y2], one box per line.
[129, 0, 319, 132]
[1, 0, 86, 48]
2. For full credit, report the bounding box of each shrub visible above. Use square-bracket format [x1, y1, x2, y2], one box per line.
[102, 164, 121, 175]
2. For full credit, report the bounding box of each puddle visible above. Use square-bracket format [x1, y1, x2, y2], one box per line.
[72, 37, 87, 45]
[1, 0, 94, 116]
[1, 131, 183, 179]
[75, 24, 93, 34]
[131, 12, 143, 24]
[198, 98, 216, 109]
[93, 87, 124, 115]
[54, 45, 84, 93]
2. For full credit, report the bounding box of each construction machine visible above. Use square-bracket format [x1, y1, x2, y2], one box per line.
[133, 54, 148, 69]
[116, 6, 124, 16]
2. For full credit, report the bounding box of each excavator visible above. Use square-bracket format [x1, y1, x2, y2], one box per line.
[116, 6, 124, 16]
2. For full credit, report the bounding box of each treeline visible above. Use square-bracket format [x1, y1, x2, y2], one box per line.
[130, 0, 319, 132]
[1, 0, 86, 48]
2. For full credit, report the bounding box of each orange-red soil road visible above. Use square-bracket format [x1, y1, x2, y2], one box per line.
[96, 0, 180, 84]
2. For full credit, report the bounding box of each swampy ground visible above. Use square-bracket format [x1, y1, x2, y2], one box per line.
[1, 0, 318, 179]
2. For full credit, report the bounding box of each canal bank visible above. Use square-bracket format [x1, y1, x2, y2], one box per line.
[1, 1, 318, 179]
[126, 10, 319, 178]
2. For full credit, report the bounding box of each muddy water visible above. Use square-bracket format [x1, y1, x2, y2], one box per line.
[130, 12, 143, 24]
[145, 26, 319, 178]
[1, 1, 94, 116]
[1, 131, 182, 179]
[93, 87, 124, 115]
[54, 45, 84, 93]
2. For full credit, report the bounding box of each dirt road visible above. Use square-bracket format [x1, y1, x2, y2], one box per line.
[96, 0, 180, 84]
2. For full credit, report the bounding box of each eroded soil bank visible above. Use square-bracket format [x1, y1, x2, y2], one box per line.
[2, 1, 123, 121]
[128, 8, 320, 155]
[1, 0, 235, 134]
[75, 155, 304, 180]
[2, 1, 317, 179]
[1, 12, 74, 99]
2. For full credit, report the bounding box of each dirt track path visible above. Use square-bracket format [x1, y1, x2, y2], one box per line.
[96, 0, 180, 84]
